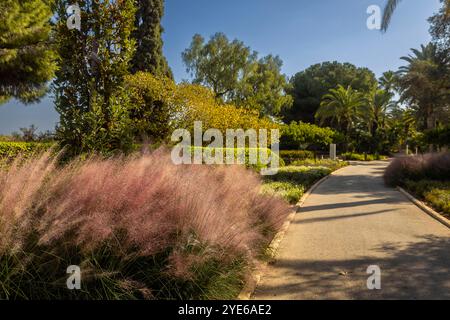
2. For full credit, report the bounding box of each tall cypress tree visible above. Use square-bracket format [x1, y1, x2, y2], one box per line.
[0, 0, 56, 104]
[131, 0, 172, 78]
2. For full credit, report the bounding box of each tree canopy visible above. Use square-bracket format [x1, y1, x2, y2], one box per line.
[0, 0, 56, 104]
[182, 33, 292, 117]
[282, 61, 377, 124]
[53, 0, 137, 156]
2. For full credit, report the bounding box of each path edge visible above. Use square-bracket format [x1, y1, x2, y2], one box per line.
[237, 165, 347, 300]
[397, 187, 450, 229]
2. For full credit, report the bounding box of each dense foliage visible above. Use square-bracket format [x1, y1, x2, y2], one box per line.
[53, 0, 137, 157]
[0, 0, 56, 104]
[282, 62, 377, 123]
[280, 121, 335, 151]
[279, 150, 315, 165]
[263, 166, 332, 204]
[0, 141, 53, 160]
[404, 180, 450, 216]
[182, 33, 292, 116]
[131, 0, 172, 78]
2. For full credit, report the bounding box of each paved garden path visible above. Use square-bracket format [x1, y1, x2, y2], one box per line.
[253, 161, 450, 299]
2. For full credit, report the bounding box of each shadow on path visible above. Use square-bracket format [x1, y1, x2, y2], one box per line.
[256, 235, 450, 299]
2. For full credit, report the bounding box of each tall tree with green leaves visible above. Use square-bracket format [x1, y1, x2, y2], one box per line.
[131, 0, 172, 78]
[284, 62, 377, 124]
[429, 1, 450, 53]
[235, 54, 293, 116]
[182, 33, 254, 100]
[53, 0, 137, 156]
[182, 32, 292, 116]
[0, 0, 57, 104]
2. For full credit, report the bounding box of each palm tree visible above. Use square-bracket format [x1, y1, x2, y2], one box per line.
[378, 71, 397, 93]
[365, 88, 394, 135]
[382, 0, 450, 32]
[397, 43, 447, 130]
[316, 85, 366, 137]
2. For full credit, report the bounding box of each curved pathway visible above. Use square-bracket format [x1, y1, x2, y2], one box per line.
[253, 161, 450, 299]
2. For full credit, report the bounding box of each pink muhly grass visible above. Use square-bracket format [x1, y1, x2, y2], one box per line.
[384, 152, 450, 186]
[0, 149, 290, 289]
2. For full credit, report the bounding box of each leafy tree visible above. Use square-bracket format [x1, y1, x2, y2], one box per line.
[283, 62, 377, 124]
[182, 33, 292, 116]
[429, 0, 450, 54]
[0, 0, 57, 104]
[316, 85, 366, 148]
[280, 121, 335, 151]
[131, 0, 172, 78]
[53, 0, 137, 157]
[234, 55, 293, 116]
[175, 83, 279, 137]
[423, 125, 450, 148]
[125, 72, 177, 142]
[182, 33, 252, 100]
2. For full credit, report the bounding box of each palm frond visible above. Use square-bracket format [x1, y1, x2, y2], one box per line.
[381, 0, 402, 32]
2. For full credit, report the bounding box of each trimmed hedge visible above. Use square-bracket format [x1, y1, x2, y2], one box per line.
[0, 142, 54, 159]
[279, 150, 314, 165]
[189, 147, 284, 170]
[341, 152, 388, 161]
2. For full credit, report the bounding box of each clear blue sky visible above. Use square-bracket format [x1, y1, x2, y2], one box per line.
[0, 0, 442, 134]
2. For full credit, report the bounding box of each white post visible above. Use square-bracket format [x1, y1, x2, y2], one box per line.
[330, 144, 337, 161]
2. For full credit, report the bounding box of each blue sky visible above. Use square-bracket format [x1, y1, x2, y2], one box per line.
[0, 0, 442, 134]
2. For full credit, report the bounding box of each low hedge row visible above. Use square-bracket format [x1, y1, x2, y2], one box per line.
[341, 152, 388, 161]
[189, 147, 285, 170]
[279, 150, 314, 165]
[0, 142, 54, 159]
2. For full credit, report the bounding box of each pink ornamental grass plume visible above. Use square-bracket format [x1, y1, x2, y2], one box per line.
[0, 149, 289, 299]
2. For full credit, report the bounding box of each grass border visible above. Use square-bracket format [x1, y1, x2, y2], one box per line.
[397, 187, 450, 229]
[237, 165, 348, 300]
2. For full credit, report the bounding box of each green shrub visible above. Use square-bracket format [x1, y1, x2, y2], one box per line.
[262, 182, 304, 205]
[190, 147, 285, 170]
[341, 152, 387, 161]
[404, 180, 450, 216]
[0, 141, 54, 159]
[262, 166, 332, 204]
[280, 121, 336, 150]
[425, 189, 450, 216]
[290, 159, 348, 170]
[270, 166, 331, 186]
[280, 150, 314, 165]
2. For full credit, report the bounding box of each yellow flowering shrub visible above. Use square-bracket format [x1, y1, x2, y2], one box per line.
[126, 73, 280, 143]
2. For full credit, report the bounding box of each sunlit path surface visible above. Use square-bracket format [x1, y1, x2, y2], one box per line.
[254, 161, 450, 300]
